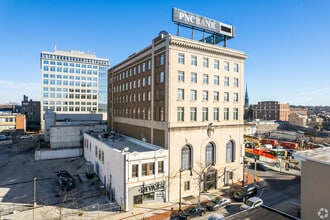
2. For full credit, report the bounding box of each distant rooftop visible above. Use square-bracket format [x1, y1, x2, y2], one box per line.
[293, 147, 330, 165]
[87, 132, 161, 153]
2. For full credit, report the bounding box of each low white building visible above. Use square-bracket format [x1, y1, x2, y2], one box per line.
[83, 132, 168, 211]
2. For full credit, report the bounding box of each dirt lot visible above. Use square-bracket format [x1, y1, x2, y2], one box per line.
[0, 137, 119, 219]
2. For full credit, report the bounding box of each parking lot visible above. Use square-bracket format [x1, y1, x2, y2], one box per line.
[0, 137, 120, 219]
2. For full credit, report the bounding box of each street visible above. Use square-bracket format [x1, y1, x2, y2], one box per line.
[197, 167, 300, 220]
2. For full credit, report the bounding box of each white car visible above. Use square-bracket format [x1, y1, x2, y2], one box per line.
[20, 135, 33, 139]
[240, 196, 263, 210]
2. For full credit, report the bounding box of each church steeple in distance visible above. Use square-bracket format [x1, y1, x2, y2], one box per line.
[244, 85, 249, 108]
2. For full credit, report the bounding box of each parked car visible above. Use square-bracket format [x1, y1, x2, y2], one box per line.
[208, 213, 225, 220]
[240, 196, 263, 210]
[185, 206, 206, 218]
[233, 185, 258, 202]
[170, 206, 206, 220]
[205, 197, 231, 211]
[20, 135, 33, 139]
[0, 135, 9, 140]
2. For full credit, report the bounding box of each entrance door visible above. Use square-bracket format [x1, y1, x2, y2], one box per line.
[204, 167, 217, 191]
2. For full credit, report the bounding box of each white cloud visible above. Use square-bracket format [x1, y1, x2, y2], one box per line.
[0, 80, 40, 104]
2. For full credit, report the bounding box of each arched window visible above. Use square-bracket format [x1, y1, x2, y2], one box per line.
[205, 142, 215, 166]
[226, 140, 235, 163]
[181, 145, 192, 170]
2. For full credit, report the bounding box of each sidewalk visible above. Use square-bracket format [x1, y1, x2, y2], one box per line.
[103, 173, 268, 220]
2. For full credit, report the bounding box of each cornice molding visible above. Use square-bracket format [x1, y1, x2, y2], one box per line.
[169, 37, 247, 60]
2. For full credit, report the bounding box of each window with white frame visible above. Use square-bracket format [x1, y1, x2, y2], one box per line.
[190, 107, 197, 121]
[202, 107, 209, 121]
[178, 71, 184, 82]
[234, 78, 239, 87]
[224, 107, 229, 120]
[203, 74, 209, 84]
[213, 91, 219, 101]
[158, 161, 164, 174]
[214, 59, 219, 70]
[233, 93, 239, 102]
[214, 75, 219, 85]
[224, 77, 229, 87]
[190, 90, 197, 101]
[233, 108, 239, 120]
[203, 90, 208, 101]
[203, 57, 209, 68]
[234, 63, 239, 72]
[191, 72, 197, 83]
[224, 61, 229, 71]
[191, 55, 197, 66]
[178, 53, 185, 64]
[213, 107, 219, 121]
[224, 92, 229, 102]
[177, 89, 184, 100]
[177, 107, 184, 121]
[132, 164, 139, 178]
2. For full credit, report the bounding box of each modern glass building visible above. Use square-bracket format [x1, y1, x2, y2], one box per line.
[40, 50, 110, 128]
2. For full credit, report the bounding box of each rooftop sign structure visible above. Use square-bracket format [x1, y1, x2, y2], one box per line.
[172, 8, 235, 46]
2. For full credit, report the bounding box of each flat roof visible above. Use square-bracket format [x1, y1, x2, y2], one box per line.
[87, 132, 162, 153]
[293, 147, 330, 165]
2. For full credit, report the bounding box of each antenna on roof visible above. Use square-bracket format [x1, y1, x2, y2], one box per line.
[55, 45, 57, 51]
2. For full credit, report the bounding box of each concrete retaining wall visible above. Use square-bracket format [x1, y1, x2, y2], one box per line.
[35, 147, 82, 160]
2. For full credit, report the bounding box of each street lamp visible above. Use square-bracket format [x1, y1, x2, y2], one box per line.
[179, 169, 182, 211]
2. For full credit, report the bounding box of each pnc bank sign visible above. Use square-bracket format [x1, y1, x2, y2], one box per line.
[172, 8, 235, 38]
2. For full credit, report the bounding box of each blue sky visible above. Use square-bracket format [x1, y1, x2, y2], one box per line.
[0, 0, 329, 106]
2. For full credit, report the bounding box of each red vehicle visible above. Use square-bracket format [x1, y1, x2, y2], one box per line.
[279, 141, 299, 150]
[261, 139, 279, 146]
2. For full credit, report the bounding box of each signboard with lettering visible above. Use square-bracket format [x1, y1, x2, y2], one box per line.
[172, 8, 235, 38]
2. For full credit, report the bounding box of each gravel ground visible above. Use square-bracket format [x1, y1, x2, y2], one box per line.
[0, 138, 120, 220]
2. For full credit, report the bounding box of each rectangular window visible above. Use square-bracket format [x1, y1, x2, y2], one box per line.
[214, 107, 219, 121]
[233, 93, 239, 102]
[203, 74, 209, 84]
[190, 90, 197, 101]
[203, 57, 209, 68]
[214, 59, 219, 69]
[177, 89, 184, 100]
[178, 53, 185, 64]
[224, 61, 229, 71]
[191, 55, 197, 66]
[214, 75, 219, 85]
[148, 60, 152, 70]
[160, 72, 164, 83]
[224, 92, 229, 102]
[190, 107, 197, 121]
[160, 54, 165, 65]
[224, 77, 229, 87]
[234, 78, 239, 87]
[234, 63, 239, 72]
[184, 180, 190, 191]
[202, 107, 208, 121]
[191, 72, 197, 83]
[233, 108, 239, 120]
[202, 90, 208, 101]
[213, 91, 219, 101]
[158, 161, 164, 174]
[178, 71, 184, 82]
[224, 107, 229, 120]
[132, 164, 139, 178]
[177, 107, 184, 121]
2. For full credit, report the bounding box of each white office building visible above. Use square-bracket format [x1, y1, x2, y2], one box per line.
[40, 50, 110, 129]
